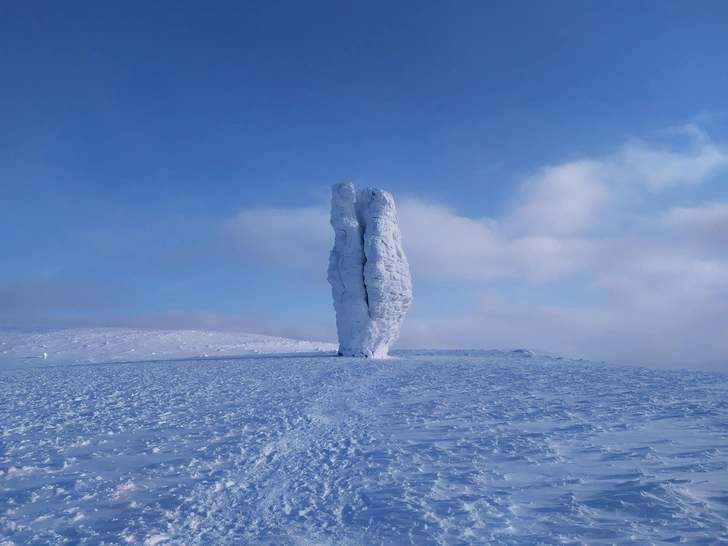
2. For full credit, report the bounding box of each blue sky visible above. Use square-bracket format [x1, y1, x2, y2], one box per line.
[2, 1, 728, 367]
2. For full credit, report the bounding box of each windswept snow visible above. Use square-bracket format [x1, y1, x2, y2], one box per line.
[0, 327, 337, 368]
[1, 330, 727, 545]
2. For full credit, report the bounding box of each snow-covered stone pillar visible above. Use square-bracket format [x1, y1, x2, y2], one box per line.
[327, 183, 413, 357]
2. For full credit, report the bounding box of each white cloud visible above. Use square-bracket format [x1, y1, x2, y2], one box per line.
[222, 206, 331, 272]
[507, 161, 611, 236]
[664, 201, 728, 229]
[619, 131, 728, 191]
[397, 200, 597, 282]
[506, 127, 728, 237]
[662, 202, 728, 253]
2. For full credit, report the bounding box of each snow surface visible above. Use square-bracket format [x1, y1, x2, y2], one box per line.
[1, 330, 728, 545]
[328, 183, 412, 358]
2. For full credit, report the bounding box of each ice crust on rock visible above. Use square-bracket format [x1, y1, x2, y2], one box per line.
[327, 183, 412, 358]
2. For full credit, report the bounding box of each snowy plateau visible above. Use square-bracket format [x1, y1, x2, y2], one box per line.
[1, 327, 728, 545]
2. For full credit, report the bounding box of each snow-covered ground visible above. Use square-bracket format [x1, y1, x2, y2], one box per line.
[1, 329, 727, 544]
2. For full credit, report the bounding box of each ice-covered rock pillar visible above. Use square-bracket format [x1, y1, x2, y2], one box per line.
[327, 183, 370, 355]
[327, 183, 413, 357]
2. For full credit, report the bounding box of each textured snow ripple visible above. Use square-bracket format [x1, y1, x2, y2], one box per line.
[1, 352, 727, 544]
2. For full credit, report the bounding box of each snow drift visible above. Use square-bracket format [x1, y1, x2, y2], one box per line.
[327, 183, 413, 357]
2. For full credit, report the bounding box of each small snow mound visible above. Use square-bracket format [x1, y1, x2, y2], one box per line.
[511, 349, 536, 357]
